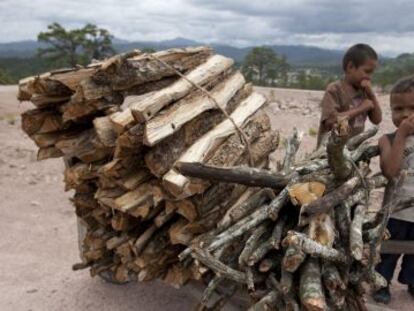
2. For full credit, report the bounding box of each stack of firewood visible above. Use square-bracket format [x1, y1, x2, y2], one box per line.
[19, 46, 389, 311]
[18, 47, 278, 285]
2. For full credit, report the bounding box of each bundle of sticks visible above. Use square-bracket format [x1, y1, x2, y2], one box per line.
[19, 46, 390, 311]
[177, 122, 391, 311]
[18, 47, 279, 288]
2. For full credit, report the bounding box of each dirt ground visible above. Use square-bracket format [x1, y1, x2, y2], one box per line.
[0, 85, 411, 310]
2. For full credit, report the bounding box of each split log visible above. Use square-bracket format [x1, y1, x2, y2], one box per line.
[55, 129, 113, 163]
[144, 71, 245, 146]
[30, 94, 71, 109]
[62, 92, 123, 123]
[97, 46, 212, 91]
[130, 55, 234, 123]
[299, 176, 360, 222]
[114, 123, 145, 158]
[172, 114, 277, 197]
[21, 109, 65, 136]
[110, 54, 233, 131]
[113, 181, 163, 217]
[37, 146, 64, 160]
[163, 92, 266, 198]
[93, 116, 118, 147]
[144, 84, 252, 177]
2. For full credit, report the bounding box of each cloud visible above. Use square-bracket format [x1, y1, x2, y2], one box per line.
[0, 0, 413, 56]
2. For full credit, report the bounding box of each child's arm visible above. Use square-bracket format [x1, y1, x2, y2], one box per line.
[337, 99, 374, 121]
[321, 84, 373, 130]
[380, 115, 414, 179]
[361, 80, 382, 124]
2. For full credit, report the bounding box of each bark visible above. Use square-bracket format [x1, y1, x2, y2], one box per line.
[239, 223, 268, 266]
[282, 244, 307, 273]
[284, 231, 347, 263]
[350, 204, 367, 261]
[299, 258, 327, 311]
[247, 290, 280, 311]
[206, 188, 289, 252]
[281, 127, 302, 173]
[191, 248, 246, 283]
[200, 275, 224, 306]
[270, 214, 287, 249]
[347, 126, 378, 151]
[134, 224, 158, 255]
[219, 188, 274, 229]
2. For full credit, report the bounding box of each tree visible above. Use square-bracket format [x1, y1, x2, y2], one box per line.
[374, 52, 414, 90]
[38, 23, 115, 67]
[82, 24, 115, 61]
[0, 68, 14, 84]
[241, 46, 290, 87]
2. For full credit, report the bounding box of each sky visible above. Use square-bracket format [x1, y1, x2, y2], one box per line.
[0, 0, 413, 56]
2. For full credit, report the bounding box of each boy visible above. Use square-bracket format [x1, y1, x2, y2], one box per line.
[373, 75, 414, 304]
[317, 43, 382, 147]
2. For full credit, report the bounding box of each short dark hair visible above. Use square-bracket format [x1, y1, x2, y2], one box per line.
[342, 44, 378, 71]
[391, 75, 414, 95]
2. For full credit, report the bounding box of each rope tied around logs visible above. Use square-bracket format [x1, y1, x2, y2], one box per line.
[147, 53, 255, 167]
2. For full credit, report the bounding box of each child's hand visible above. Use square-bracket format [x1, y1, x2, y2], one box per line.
[398, 115, 414, 137]
[360, 99, 374, 112]
[360, 79, 375, 99]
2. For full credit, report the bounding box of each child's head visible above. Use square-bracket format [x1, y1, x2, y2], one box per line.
[390, 75, 414, 127]
[343, 44, 378, 87]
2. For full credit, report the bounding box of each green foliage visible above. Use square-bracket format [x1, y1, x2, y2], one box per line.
[374, 53, 414, 89]
[241, 46, 338, 90]
[0, 57, 59, 83]
[38, 22, 115, 67]
[141, 47, 156, 53]
[292, 70, 334, 90]
[0, 68, 15, 84]
[241, 46, 290, 87]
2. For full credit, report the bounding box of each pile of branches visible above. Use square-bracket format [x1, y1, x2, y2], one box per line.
[178, 123, 390, 311]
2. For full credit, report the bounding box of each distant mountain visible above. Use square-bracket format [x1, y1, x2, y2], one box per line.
[0, 37, 344, 66]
